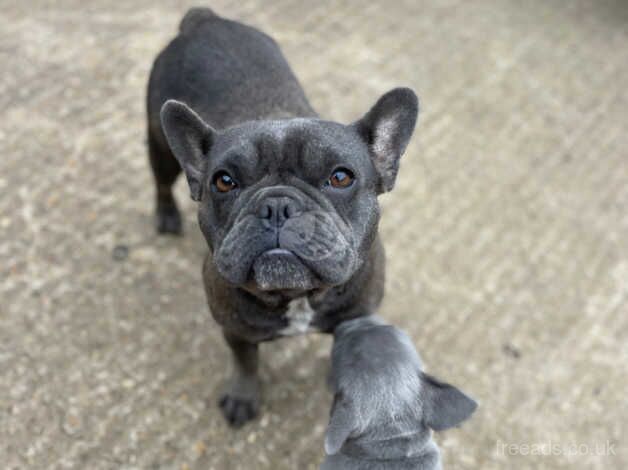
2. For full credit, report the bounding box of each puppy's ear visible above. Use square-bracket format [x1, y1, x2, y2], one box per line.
[419, 372, 477, 431]
[160, 100, 215, 201]
[325, 392, 358, 455]
[353, 88, 419, 193]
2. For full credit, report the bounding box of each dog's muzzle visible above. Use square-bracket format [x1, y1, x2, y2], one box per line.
[214, 186, 357, 290]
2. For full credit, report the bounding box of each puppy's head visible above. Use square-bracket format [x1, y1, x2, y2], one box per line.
[160, 88, 418, 293]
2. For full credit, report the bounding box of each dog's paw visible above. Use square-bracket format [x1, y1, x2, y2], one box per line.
[156, 205, 182, 235]
[218, 393, 259, 427]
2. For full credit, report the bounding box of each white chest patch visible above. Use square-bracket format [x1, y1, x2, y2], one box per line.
[279, 297, 316, 336]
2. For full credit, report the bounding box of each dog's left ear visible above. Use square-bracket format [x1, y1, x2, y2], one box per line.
[353, 87, 419, 193]
[324, 392, 359, 455]
[160, 100, 216, 201]
[419, 372, 477, 431]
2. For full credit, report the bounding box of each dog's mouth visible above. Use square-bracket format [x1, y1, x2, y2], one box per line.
[214, 209, 358, 291]
[251, 248, 319, 291]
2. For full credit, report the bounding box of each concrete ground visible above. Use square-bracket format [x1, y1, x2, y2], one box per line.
[1, 0, 627, 468]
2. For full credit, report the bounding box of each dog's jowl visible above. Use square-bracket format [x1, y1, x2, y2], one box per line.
[147, 7, 476, 468]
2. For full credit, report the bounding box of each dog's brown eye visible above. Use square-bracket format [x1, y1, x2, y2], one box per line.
[213, 171, 237, 193]
[328, 168, 354, 189]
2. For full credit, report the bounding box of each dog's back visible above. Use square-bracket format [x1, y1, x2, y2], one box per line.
[147, 8, 315, 134]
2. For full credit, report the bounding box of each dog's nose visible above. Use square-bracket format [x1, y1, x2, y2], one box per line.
[258, 197, 299, 228]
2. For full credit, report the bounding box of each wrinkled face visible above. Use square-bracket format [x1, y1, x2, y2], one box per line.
[199, 119, 379, 291]
[161, 88, 419, 293]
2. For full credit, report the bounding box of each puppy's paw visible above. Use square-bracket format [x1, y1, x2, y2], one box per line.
[156, 205, 182, 235]
[218, 393, 259, 428]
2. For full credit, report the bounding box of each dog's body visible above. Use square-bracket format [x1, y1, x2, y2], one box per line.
[148, 9, 385, 342]
[147, 8, 476, 467]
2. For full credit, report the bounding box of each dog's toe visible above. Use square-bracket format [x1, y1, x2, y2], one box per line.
[156, 206, 183, 235]
[218, 394, 258, 427]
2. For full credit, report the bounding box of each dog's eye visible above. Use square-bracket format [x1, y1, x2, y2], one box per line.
[213, 171, 237, 193]
[327, 168, 354, 189]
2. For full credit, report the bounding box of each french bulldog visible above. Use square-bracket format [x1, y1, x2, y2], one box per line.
[322, 316, 477, 469]
[146, 7, 476, 467]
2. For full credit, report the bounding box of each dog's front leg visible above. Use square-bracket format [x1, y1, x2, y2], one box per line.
[218, 331, 260, 427]
[321, 316, 476, 469]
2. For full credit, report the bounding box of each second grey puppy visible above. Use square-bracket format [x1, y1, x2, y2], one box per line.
[322, 316, 477, 469]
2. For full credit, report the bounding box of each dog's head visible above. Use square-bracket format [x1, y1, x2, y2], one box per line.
[160, 88, 418, 293]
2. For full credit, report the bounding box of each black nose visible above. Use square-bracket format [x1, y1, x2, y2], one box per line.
[258, 197, 299, 228]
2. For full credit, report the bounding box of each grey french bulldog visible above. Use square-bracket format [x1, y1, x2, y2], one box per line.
[323, 316, 477, 469]
[147, 7, 477, 468]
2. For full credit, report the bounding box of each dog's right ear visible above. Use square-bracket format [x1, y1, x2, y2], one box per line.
[353, 88, 419, 194]
[419, 372, 477, 431]
[160, 100, 215, 201]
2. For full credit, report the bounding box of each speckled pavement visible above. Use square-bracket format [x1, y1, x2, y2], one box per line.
[1, 1, 627, 469]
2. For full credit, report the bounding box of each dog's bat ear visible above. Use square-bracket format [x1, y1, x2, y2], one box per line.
[353, 87, 419, 193]
[324, 392, 358, 455]
[160, 100, 215, 201]
[419, 372, 477, 431]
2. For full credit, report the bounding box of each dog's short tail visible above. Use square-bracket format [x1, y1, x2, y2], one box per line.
[179, 7, 217, 34]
